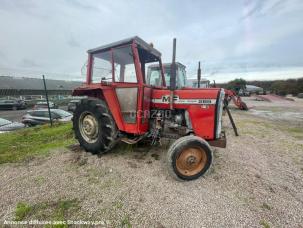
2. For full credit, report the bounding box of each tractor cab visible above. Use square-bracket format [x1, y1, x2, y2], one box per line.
[74, 36, 165, 134]
[147, 62, 186, 89]
[86, 36, 164, 85]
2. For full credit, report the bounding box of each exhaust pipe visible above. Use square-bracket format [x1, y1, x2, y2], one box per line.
[197, 61, 201, 88]
[170, 38, 177, 110]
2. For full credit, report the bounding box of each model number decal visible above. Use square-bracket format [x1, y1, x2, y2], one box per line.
[152, 95, 216, 105]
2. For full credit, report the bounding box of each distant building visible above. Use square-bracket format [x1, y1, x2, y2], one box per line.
[0, 76, 82, 98]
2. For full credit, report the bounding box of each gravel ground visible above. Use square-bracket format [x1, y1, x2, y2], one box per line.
[0, 98, 303, 227]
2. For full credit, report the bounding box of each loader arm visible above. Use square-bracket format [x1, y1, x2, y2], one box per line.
[224, 89, 248, 111]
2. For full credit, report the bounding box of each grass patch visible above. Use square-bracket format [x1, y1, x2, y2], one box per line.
[121, 215, 132, 228]
[0, 123, 75, 164]
[113, 200, 123, 209]
[288, 128, 303, 133]
[34, 176, 46, 185]
[261, 202, 272, 210]
[260, 220, 271, 228]
[236, 118, 273, 130]
[15, 202, 33, 221]
[284, 127, 303, 138]
[14, 199, 80, 226]
[237, 116, 303, 139]
[52, 200, 79, 222]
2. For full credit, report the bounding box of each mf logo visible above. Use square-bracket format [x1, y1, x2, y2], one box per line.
[161, 95, 179, 103]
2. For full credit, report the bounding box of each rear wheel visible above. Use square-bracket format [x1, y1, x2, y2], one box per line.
[167, 136, 213, 181]
[73, 98, 118, 154]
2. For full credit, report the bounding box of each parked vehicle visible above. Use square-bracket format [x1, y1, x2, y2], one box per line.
[67, 100, 80, 112]
[0, 99, 27, 110]
[22, 109, 72, 126]
[34, 101, 58, 109]
[0, 118, 25, 133]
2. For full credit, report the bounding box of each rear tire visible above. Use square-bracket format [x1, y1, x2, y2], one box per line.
[167, 135, 213, 181]
[73, 98, 118, 154]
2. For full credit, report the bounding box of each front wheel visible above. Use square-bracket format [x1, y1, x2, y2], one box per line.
[167, 136, 213, 181]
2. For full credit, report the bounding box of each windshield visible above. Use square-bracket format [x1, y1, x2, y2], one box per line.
[0, 118, 12, 126]
[147, 65, 186, 88]
[147, 67, 161, 86]
[163, 66, 171, 86]
[52, 110, 72, 118]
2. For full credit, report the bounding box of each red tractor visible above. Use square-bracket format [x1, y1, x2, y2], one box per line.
[72, 37, 226, 181]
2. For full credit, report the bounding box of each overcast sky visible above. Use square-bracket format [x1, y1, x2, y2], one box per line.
[0, 0, 303, 82]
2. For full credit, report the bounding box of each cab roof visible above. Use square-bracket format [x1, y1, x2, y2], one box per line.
[87, 36, 161, 58]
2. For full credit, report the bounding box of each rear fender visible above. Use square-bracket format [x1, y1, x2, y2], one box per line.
[72, 87, 125, 132]
[72, 88, 105, 100]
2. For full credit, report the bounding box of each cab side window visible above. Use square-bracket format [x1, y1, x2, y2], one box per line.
[91, 51, 112, 83]
[113, 46, 137, 83]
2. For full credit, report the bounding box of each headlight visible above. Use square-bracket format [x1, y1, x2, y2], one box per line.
[216, 89, 225, 139]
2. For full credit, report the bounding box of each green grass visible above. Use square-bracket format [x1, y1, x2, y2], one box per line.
[0, 123, 75, 164]
[52, 200, 79, 222]
[237, 117, 303, 139]
[113, 200, 123, 209]
[120, 215, 132, 228]
[15, 202, 33, 221]
[286, 127, 303, 138]
[14, 199, 80, 227]
[260, 220, 271, 228]
[261, 202, 272, 210]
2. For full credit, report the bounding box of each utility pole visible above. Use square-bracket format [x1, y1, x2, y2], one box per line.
[170, 38, 177, 110]
[42, 75, 53, 126]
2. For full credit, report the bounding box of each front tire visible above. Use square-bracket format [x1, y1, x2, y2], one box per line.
[167, 136, 213, 181]
[73, 98, 117, 154]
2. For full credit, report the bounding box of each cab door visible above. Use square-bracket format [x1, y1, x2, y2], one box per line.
[112, 45, 142, 134]
[112, 44, 164, 134]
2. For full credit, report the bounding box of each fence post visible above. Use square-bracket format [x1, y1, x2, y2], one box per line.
[42, 75, 53, 127]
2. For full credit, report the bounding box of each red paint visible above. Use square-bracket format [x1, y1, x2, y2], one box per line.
[151, 88, 220, 139]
